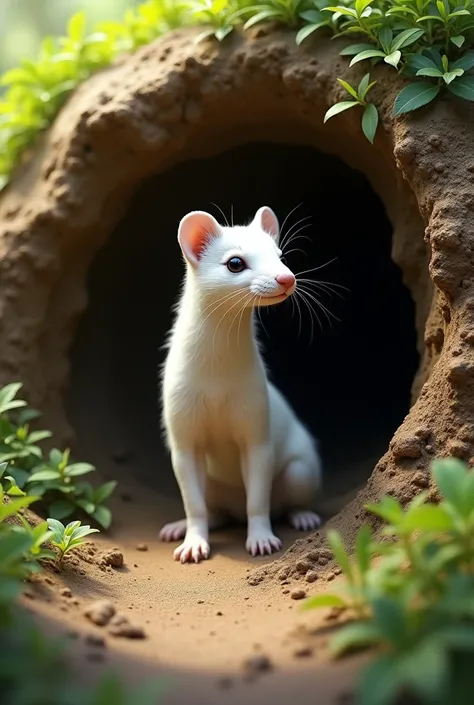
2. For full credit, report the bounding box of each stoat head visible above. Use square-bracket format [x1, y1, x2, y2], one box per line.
[177, 206, 296, 307]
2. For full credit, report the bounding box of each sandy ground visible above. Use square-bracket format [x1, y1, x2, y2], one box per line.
[20, 467, 368, 705]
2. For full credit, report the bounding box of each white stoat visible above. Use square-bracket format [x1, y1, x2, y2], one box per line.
[160, 206, 322, 564]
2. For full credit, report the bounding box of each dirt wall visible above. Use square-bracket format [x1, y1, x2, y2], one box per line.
[0, 27, 472, 584]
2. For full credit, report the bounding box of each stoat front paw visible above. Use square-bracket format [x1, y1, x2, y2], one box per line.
[288, 510, 321, 532]
[173, 534, 211, 564]
[246, 530, 282, 557]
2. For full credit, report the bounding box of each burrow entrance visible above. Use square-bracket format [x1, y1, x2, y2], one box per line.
[66, 142, 419, 507]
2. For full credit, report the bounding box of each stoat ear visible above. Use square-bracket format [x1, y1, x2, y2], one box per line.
[177, 210, 223, 267]
[253, 206, 280, 243]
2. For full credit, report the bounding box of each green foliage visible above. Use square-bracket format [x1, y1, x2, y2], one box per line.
[324, 73, 379, 143]
[0, 383, 116, 529]
[296, 0, 474, 134]
[0, 443, 163, 704]
[1, 0, 474, 178]
[47, 518, 99, 563]
[303, 457, 474, 705]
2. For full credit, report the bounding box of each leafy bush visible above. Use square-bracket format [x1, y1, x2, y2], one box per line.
[0, 458, 163, 703]
[303, 457, 474, 705]
[1, 0, 474, 180]
[0, 512, 161, 705]
[0, 383, 116, 529]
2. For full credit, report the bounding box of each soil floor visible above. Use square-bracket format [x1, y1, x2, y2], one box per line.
[21, 455, 372, 705]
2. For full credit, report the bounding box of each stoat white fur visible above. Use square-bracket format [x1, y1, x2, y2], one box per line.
[160, 206, 322, 563]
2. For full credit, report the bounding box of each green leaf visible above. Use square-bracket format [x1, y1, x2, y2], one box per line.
[67, 11, 86, 43]
[92, 505, 112, 529]
[295, 23, 328, 45]
[448, 74, 474, 101]
[324, 6, 358, 16]
[361, 103, 378, 143]
[432, 458, 467, 507]
[94, 480, 117, 504]
[339, 43, 375, 56]
[401, 639, 449, 701]
[407, 53, 441, 72]
[416, 67, 443, 77]
[355, 525, 373, 574]
[451, 35, 465, 48]
[449, 9, 471, 18]
[0, 530, 34, 563]
[371, 598, 407, 647]
[48, 499, 75, 520]
[393, 82, 440, 116]
[75, 498, 96, 514]
[215, 25, 233, 41]
[323, 101, 359, 122]
[452, 51, 474, 72]
[0, 494, 38, 521]
[329, 620, 382, 656]
[28, 468, 61, 482]
[391, 28, 425, 51]
[358, 655, 402, 705]
[384, 50, 401, 68]
[0, 382, 23, 410]
[327, 530, 354, 581]
[378, 26, 393, 54]
[194, 29, 218, 44]
[349, 49, 385, 67]
[443, 69, 464, 84]
[301, 593, 348, 610]
[355, 0, 374, 16]
[65, 462, 95, 477]
[299, 10, 325, 23]
[49, 448, 63, 466]
[402, 504, 453, 532]
[337, 78, 359, 99]
[243, 9, 279, 29]
[357, 72, 374, 100]
[26, 430, 52, 444]
[366, 495, 403, 524]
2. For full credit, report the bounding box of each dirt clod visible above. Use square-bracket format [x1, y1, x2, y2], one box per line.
[136, 543, 148, 551]
[290, 589, 306, 600]
[243, 654, 273, 674]
[84, 600, 116, 627]
[85, 633, 106, 647]
[99, 549, 124, 568]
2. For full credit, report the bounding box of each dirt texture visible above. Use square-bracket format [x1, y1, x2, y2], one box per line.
[1, 24, 474, 703]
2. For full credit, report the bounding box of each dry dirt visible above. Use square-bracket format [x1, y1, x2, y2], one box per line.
[1, 23, 474, 705]
[21, 475, 367, 705]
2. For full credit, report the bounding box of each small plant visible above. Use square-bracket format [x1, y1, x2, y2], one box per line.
[47, 518, 99, 564]
[0, 382, 116, 528]
[188, 0, 252, 42]
[241, 0, 312, 29]
[303, 457, 474, 705]
[324, 73, 379, 143]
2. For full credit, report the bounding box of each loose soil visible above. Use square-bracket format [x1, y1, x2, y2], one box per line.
[22, 474, 366, 705]
[2, 23, 474, 705]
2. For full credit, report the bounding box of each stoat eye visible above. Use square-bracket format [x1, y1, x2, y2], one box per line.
[226, 256, 246, 273]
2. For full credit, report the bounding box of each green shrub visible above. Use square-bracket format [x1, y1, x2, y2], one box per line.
[1, 0, 474, 185]
[303, 458, 474, 705]
[0, 383, 116, 529]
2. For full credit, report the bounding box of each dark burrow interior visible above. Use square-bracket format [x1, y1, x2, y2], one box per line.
[66, 142, 419, 512]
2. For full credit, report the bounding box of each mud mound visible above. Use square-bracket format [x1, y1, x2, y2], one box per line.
[0, 26, 473, 665]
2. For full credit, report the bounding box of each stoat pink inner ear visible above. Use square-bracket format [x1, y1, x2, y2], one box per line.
[253, 206, 280, 242]
[177, 211, 222, 267]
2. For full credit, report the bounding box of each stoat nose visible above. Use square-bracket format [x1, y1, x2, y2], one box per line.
[275, 272, 296, 291]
